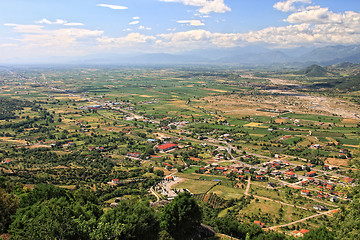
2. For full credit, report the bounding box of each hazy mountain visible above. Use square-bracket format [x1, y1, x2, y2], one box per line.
[218, 51, 292, 64]
[297, 45, 360, 64]
[2, 44, 360, 66]
[322, 52, 360, 65]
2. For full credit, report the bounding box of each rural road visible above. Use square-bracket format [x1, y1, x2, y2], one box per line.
[245, 176, 251, 195]
[150, 186, 161, 202]
[266, 208, 339, 230]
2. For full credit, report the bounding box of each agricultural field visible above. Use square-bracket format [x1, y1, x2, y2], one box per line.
[0, 66, 359, 238]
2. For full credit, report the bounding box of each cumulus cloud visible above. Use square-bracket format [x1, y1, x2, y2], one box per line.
[159, 0, 231, 14]
[4, 1, 360, 57]
[177, 20, 205, 26]
[156, 29, 241, 50]
[35, 18, 84, 26]
[97, 33, 156, 50]
[97, 4, 128, 10]
[286, 6, 360, 25]
[4, 23, 103, 57]
[4, 23, 44, 33]
[273, 0, 312, 12]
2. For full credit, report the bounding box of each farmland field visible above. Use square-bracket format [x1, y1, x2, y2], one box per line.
[0, 66, 359, 238]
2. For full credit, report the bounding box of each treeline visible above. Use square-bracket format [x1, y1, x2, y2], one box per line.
[1, 175, 360, 239]
[0, 97, 35, 120]
[0, 181, 203, 240]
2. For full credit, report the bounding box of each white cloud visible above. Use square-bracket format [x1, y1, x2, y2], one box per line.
[35, 18, 84, 26]
[273, 0, 312, 12]
[54, 19, 67, 25]
[0, 43, 17, 48]
[3, 23, 103, 57]
[97, 4, 128, 10]
[4, 2, 360, 58]
[156, 29, 240, 50]
[4, 23, 44, 33]
[129, 21, 140, 25]
[138, 26, 152, 30]
[97, 33, 156, 50]
[64, 22, 84, 26]
[286, 6, 360, 25]
[177, 20, 205, 26]
[159, 0, 231, 14]
[36, 19, 52, 24]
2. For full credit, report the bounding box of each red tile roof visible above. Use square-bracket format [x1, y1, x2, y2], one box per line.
[215, 167, 225, 170]
[158, 143, 177, 150]
[342, 177, 355, 183]
[300, 229, 309, 234]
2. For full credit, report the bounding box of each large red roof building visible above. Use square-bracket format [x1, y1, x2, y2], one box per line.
[157, 143, 178, 152]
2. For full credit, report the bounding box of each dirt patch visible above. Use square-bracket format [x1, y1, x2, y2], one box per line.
[342, 118, 358, 124]
[27, 144, 51, 149]
[275, 119, 287, 124]
[0, 137, 27, 145]
[139, 95, 154, 98]
[325, 158, 349, 167]
[244, 122, 263, 127]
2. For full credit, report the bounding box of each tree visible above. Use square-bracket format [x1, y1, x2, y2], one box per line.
[333, 196, 360, 240]
[9, 197, 97, 240]
[332, 161, 360, 240]
[0, 188, 18, 234]
[161, 192, 202, 240]
[92, 201, 159, 240]
[19, 183, 68, 208]
[302, 226, 335, 240]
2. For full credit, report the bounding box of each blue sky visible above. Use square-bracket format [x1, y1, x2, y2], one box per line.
[0, 0, 359, 61]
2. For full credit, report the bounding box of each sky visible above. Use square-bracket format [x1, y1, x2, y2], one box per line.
[0, 0, 360, 62]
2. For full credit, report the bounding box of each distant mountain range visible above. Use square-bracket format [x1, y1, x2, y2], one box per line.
[77, 44, 360, 66]
[3, 44, 360, 67]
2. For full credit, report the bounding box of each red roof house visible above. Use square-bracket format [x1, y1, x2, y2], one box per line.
[157, 143, 178, 152]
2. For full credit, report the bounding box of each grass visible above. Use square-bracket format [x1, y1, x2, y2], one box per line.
[208, 184, 245, 200]
[173, 179, 218, 194]
[250, 185, 285, 202]
[182, 167, 201, 174]
[240, 198, 313, 225]
[280, 113, 342, 123]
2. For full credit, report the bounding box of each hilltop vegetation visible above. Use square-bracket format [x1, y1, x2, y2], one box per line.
[303, 65, 329, 77]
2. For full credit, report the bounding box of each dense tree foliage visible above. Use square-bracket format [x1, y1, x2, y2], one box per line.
[0, 188, 18, 234]
[302, 226, 335, 240]
[92, 201, 159, 240]
[0, 97, 34, 120]
[332, 191, 360, 239]
[161, 192, 202, 240]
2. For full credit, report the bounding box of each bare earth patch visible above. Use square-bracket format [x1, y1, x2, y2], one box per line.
[325, 158, 349, 167]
